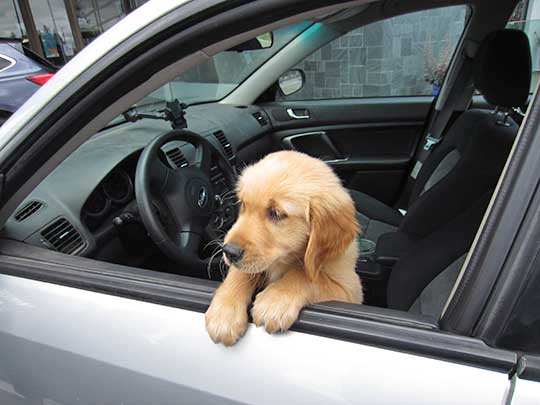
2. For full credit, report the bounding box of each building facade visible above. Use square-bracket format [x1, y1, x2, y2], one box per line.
[0, 0, 536, 97]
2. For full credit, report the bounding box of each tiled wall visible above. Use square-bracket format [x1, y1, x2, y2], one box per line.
[285, 6, 467, 100]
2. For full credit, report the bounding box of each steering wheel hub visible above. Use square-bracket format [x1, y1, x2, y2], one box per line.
[135, 129, 236, 270]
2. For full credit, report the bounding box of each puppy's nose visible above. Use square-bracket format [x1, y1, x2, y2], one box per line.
[223, 243, 244, 263]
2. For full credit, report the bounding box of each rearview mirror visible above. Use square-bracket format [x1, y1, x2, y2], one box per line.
[278, 69, 305, 96]
[227, 32, 273, 52]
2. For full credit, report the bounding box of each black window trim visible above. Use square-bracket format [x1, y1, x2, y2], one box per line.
[0, 238, 517, 373]
[0, 53, 16, 73]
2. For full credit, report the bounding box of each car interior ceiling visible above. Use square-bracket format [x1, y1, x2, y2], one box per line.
[1, 0, 531, 322]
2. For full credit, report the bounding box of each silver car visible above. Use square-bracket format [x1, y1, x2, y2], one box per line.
[0, 0, 539, 404]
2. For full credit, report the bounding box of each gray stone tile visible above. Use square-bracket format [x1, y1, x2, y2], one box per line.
[350, 34, 364, 47]
[341, 84, 353, 97]
[364, 84, 391, 97]
[325, 61, 341, 77]
[349, 48, 366, 66]
[367, 46, 383, 59]
[367, 72, 389, 85]
[365, 23, 383, 46]
[401, 37, 412, 57]
[349, 66, 366, 85]
[322, 88, 333, 99]
[332, 48, 348, 61]
[321, 45, 332, 60]
[325, 76, 340, 88]
[366, 59, 382, 72]
[315, 73, 325, 87]
[352, 85, 363, 97]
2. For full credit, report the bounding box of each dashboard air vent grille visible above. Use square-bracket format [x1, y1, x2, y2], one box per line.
[14, 200, 43, 222]
[213, 130, 234, 161]
[40, 218, 84, 254]
[165, 147, 188, 169]
[252, 112, 268, 127]
[210, 165, 225, 186]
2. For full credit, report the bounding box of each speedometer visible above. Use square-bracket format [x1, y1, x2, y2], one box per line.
[83, 190, 110, 217]
[102, 170, 133, 204]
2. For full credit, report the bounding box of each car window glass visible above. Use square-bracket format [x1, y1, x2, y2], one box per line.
[135, 21, 312, 108]
[0, 56, 12, 71]
[280, 5, 468, 100]
[506, 0, 538, 93]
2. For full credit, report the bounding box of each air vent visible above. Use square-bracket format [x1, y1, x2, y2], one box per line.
[252, 111, 268, 127]
[210, 165, 225, 186]
[40, 218, 84, 255]
[14, 200, 43, 222]
[165, 147, 188, 169]
[213, 130, 234, 161]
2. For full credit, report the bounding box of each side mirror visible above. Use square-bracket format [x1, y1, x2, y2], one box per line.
[278, 69, 305, 96]
[227, 32, 273, 52]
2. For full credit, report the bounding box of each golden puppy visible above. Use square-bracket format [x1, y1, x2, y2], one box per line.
[205, 150, 362, 345]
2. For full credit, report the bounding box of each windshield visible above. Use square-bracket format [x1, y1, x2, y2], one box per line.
[132, 21, 312, 112]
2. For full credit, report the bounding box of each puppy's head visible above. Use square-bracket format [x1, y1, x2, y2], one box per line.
[223, 151, 358, 280]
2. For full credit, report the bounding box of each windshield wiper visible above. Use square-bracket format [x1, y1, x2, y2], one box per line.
[122, 99, 188, 129]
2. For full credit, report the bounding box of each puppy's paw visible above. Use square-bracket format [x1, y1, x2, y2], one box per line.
[205, 299, 248, 346]
[252, 289, 302, 334]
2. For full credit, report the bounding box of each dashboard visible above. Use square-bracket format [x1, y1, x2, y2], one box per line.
[2, 103, 272, 261]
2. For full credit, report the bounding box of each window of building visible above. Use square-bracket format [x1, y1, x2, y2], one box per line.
[281, 5, 468, 100]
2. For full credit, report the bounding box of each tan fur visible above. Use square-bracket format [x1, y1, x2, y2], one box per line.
[205, 151, 363, 345]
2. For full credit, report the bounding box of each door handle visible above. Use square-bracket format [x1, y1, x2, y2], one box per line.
[286, 108, 310, 120]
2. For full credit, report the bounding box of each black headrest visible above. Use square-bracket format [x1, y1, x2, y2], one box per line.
[473, 29, 532, 107]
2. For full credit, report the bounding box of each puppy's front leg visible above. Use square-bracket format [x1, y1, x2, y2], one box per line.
[205, 268, 257, 346]
[252, 268, 315, 334]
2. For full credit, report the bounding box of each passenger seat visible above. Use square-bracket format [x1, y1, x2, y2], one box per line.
[352, 29, 531, 243]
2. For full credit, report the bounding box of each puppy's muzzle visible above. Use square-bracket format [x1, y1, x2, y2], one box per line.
[223, 243, 244, 264]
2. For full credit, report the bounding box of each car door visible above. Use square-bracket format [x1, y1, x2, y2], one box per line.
[0, 0, 533, 404]
[262, 6, 469, 206]
[0, 244, 517, 404]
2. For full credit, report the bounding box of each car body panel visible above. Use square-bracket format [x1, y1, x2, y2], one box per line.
[0, 273, 510, 404]
[0, 43, 45, 114]
[512, 378, 540, 405]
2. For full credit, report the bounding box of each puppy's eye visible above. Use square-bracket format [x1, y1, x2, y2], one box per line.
[268, 207, 286, 221]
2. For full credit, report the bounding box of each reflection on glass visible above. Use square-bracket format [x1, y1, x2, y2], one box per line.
[29, 0, 76, 63]
[0, 1, 26, 39]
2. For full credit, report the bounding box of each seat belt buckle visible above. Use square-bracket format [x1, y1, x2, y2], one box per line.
[423, 134, 441, 151]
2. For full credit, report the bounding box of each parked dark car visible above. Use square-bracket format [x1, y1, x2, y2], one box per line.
[0, 39, 56, 125]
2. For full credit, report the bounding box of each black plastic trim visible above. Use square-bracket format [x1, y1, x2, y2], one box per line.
[441, 84, 540, 336]
[0, 239, 517, 373]
[519, 355, 540, 382]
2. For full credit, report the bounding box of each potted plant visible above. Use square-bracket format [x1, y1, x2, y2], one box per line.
[424, 35, 452, 95]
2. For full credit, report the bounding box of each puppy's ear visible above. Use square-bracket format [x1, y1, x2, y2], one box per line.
[304, 190, 359, 280]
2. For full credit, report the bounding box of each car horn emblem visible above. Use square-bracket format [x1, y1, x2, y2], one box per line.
[197, 186, 208, 207]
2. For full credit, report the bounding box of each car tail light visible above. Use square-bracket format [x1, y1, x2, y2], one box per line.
[26, 73, 54, 86]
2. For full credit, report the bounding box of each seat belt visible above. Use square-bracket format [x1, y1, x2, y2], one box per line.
[409, 55, 474, 180]
[395, 54, 474, 210]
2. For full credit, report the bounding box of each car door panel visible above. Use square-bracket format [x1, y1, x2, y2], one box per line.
[0, 273, 513, 405]
[263, 97, 431, 205]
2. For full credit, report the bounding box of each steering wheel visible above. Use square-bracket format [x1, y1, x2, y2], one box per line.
[135, 129, 236, 270]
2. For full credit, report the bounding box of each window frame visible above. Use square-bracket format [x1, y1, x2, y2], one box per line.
[0, 53, 16, 74]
